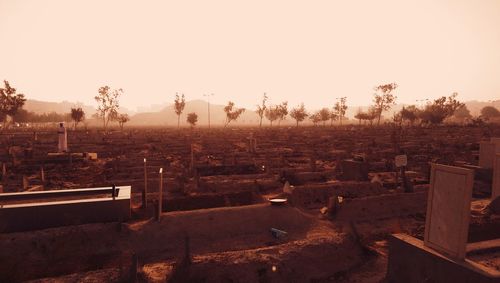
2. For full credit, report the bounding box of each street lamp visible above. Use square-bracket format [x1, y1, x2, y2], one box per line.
[203, 93, 214, 128]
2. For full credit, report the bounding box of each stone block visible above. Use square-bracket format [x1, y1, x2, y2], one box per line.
[339, 159, 369, 181]
[424, 164, 474, 260]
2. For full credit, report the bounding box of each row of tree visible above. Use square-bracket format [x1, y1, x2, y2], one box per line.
[2, 80, 499, 130]
[167, 83, 499, 128]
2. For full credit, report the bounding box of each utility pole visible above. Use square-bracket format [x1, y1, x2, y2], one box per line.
[203, 93, 214, 128]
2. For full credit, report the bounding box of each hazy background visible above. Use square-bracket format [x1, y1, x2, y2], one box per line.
[1, 0, 499, 113]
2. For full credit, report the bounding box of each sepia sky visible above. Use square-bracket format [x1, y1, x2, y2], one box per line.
[1, 0, 499, 112]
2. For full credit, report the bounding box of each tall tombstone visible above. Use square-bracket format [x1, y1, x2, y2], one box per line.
[424, 164, 474, 260]
[492, 153, 500, 200]
[22, 175, 29, 191]
[57, 122, 68, 153]
[478, 141, 495, 168]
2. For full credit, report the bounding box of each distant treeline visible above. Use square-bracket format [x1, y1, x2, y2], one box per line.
[11, 109, 72, 123]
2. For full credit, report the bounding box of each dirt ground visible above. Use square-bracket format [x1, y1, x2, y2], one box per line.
[0, 125, 499, 282]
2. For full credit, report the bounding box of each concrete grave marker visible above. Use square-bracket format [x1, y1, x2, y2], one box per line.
[87, 152, 98, 160]
[424, 164, 474, 260]
[493, 153, 500, 200]
[57, 122, 68, 153]
[479, 141, 495, 168]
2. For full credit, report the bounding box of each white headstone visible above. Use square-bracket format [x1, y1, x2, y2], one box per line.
[492, 154, 500, 200]
[57, 122, 68, 152]
[424, 163, 474, 260]
[395, 155, 408, 167]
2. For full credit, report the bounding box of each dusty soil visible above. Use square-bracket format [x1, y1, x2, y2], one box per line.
[0, 125, 499, 282]
[469, 250, 500, 272]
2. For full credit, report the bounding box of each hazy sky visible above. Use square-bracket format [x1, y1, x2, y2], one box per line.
[1, 0, 499, 112]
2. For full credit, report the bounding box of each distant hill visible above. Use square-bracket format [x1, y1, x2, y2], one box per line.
[130, 99, 263, 126]
[24, 99, 95, 115]
[131, 99, 500, 126]
[23, 99, 135, 116]
[20, 98, 500, 126]
[462, 100, 500, 116]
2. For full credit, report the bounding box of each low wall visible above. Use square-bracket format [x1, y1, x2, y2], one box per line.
[334, 191, 428, 221]
[164, 191, 258, 212]
[288, 181, 384, 208]
[200, 177, 281, 193]
[195, 164, 260, 176]
[0, 186, 131, 233]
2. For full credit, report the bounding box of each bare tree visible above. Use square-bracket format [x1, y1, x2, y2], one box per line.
[174, 92, 186, 128]
[453, 105, 472, 122]
[290, 103, 308, 127]
[480, 106, 500, 120]
[224, 101, 245, 127]
[367, 106, 378, 126]
[0, 80, 26, 128]
[187, 112, 198, 128]
[418, 93, 464, 124]
[334, 97, 348, 125]
[400, 105, 419, 126]
[95, 86, 122, 131]
[70, 107, 85, 129]
[255, 93, 267, 128]
[319, 108, 330, 126]
[373, 83, 397, 125]
[354, 109, 365, 125]
[277, 101, 288, 126]
[310, 111, 321, 126]
[265, 105, 279, 126]
[117, 113, 130, 130]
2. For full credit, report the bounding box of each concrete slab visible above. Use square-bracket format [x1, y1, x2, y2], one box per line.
[424, 164, 474, 260]
[0, 186, 131, 232]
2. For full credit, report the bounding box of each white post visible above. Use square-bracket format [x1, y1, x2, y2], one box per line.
[143, 158, 147, 208]
[157, 168, 163, 220]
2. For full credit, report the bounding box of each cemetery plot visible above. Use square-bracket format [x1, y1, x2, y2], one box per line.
[0, 186, 131, 232]
[0, 126, 499, 281]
